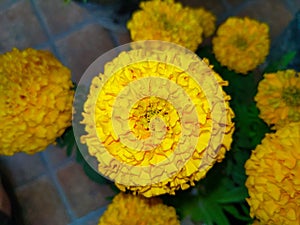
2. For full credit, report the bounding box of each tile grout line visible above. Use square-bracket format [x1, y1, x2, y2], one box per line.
[108, 30, 121, 47]
[27, 2, 79, 219]
[77, 3, 128, 33]
[27, 2, 117, 223]
[68, 206, 107, 225]
[52, 19, 96, 41]
[51, 156, 76, 172]
[29, 0, 66, 64]
[14, 172, 48, 190]
[43, 146, 77, 173]
[30, 18, 97, 56]
[40, 152, 77, 222]
[26, 2, 128, 54]
[28, 11, 126, 55]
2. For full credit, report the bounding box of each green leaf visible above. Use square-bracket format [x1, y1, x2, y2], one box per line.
[222, 205, 252, 222]
[75, 147, 84, 163]
[190, 200, 214, 224]
[210, 205, 231, 225]
[241, 203, 251, 215]
[216, 187, 248, 203]
[74, 147, 111, 185]
[196, 202, 214, 225]
[280, 51, 297, 67]
[264, 51, 297, 72]
[199, 200, 230, 225]
[57, 126, 77, 156]
[82, 162, 108, 184]
[181, 195, 230, 225]
[66, 142, 75, 156]
[177, 194, 204, 222]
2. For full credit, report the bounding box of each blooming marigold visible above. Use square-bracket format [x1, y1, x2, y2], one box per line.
[115, 59, 234, 197]
[212, 17, 270, 74]
[98, 193, 180, 225]
[255, 69, 300, 128]
[127, 0, 203, 51]
[192, 7, 216, 38]
[0, 48, 74, 155]
[80, 42, 235, 197]
[245, 122, 300, 224]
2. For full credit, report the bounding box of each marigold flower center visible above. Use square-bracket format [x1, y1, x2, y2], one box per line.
[129, 96, 180, 141]
[233, 36, 248, 50]
[282, 87, 300, 106]
[160, 14, 173, 31]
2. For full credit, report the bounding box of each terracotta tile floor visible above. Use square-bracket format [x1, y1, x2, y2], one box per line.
[0, 0, 299, 224]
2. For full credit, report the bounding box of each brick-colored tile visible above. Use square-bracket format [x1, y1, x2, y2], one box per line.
[235, 0, 293, 39]
[16, 176, 70, 225]
[0, 153, 46, 187]
[36, 0, 90, 35]
[57, 162, 114, 217]
[179, 0, 226, 17]
[0, 1, 47, 53]
[56, 24, 115, 83]
[44, 145, 74, 167]
[69, 208, 106, 225]
[114, 30, 131, 45]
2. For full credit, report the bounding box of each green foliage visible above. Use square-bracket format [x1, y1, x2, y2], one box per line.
[168, 47, 297, 225]
[59, 37, 296, 224]
[164, 46, 271, 225]
[264, 51, 296, 73]
[163, 162, 252, 225]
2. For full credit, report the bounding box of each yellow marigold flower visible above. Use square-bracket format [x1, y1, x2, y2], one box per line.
[255, 69, 300, 128]
[245, 122, 300, 224]
[127, 0, 203, 51]
[212, 17, 270, 74]
[192, 7, 216, 38]
[80, 42, 235, 197]
[114, 60, 234, 197]
[0, 48, 74, 155]
[98, 193, 180, 225]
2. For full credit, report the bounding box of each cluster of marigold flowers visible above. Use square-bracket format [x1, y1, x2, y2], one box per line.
[1, 0, 299, 224]
[127, 0, 270, 75]
[246, 69, 300, 224]
[126, 0, 300, 224]
[80, 44, 234, 224]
